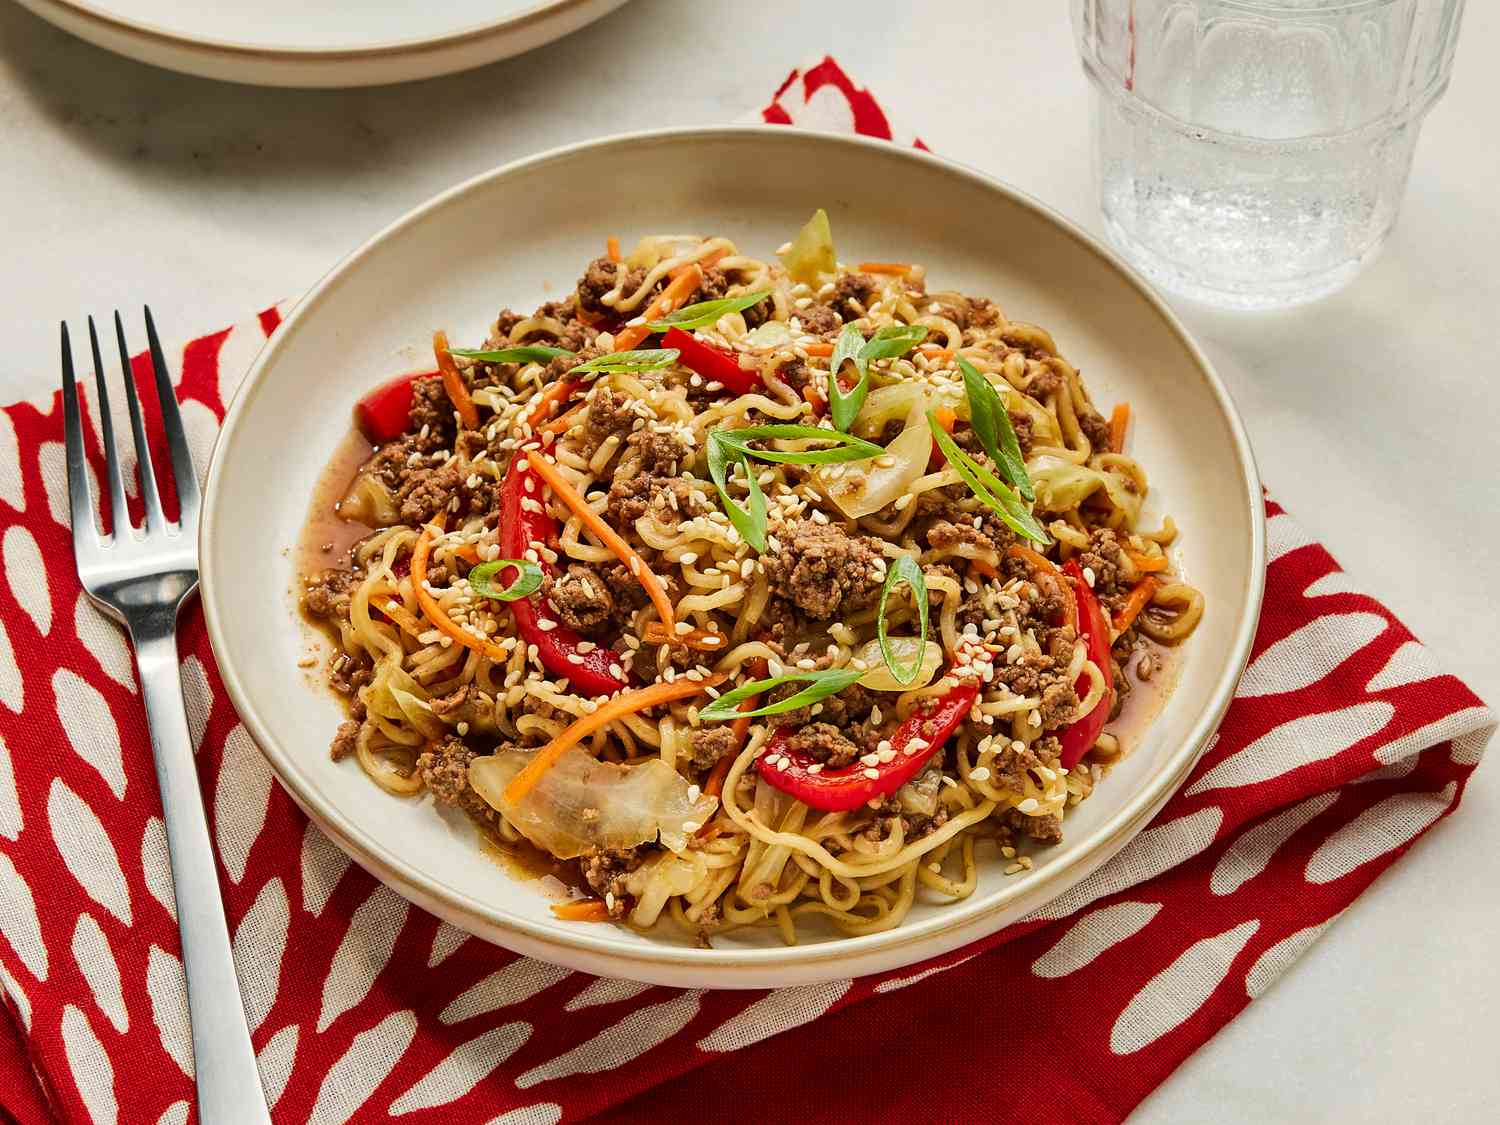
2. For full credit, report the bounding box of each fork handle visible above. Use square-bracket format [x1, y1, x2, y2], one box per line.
[135, 624, 272, 1123]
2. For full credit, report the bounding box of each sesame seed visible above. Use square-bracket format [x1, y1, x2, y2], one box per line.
[686, 785, 701, 802]
[808, 763, 823, 774]
[674, 620, 694, 635]
[1083, 566, 1097, 587]
[860, 753, 880, 767]
[1018, 797, 1040, 813]
[863, 768, 880, 780]
[969, 766, 991, 782]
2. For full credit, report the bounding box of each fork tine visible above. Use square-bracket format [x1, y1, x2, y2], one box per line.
[143, 306, 200, 529]
[87, 316, 131, 538]
[114, 310, 166, 532]
[59, 322, 100, 547]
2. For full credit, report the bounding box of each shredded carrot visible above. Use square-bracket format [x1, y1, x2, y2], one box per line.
[369, 594, 425, 637]
[933, 406, 957, 433]
[858, 261, 912, 275]
[1126, 550, 1169, 574]
[451, 544, 481, 564]
[917, 345, 955, 361]
[790, 339, 949, 362]
[432, 330, 480, 431]
[525, 379, 577, 429]
[702, 754, 735, 802]
[801, 382, 826, 416]
[1113, 577, 1159, 636]
[552, 900, 611, 922]
[411, 522, 514, 664]
[613, 264, 703, 352]
[1006, 544, 1077, 629]
[968, 557, 998, 579]
[1108, 402, 1130, 454]
[801, 341, 834, 357]
[524, 452, 677, 633]
[504, 674, 725, 804]
[605, 235, 621, 264]
[538, 400, 588, 436]
[642, 621, 728, 651]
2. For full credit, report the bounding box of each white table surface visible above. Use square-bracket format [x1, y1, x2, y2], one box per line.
[1, 0, 1494, 1119]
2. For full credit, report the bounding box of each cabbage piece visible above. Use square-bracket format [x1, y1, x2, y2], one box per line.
[468, 747, 718, 860]
[779, 209, 837, 286]
[1026, 454, 1144, 523]
[896, 767, 943, 817]
[851, 382, 927, 439]
[745, 320, 792, 349]
[855, 638, 943, 691]
[339, 469, 399, 527]
[950, 382, 1061, 449]
[818, 397, 930, 519]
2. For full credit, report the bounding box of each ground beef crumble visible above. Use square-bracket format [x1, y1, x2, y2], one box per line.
[329, 720, 359, 761]
[763, 519, 883, 620]
[545, 564, 614, 632]
[785, 723, 862, 769]
[580, 846, 649, 916]
[687, 726, 738, 771]
[416, 736, 498, 825]
[832, 272, 877, 319]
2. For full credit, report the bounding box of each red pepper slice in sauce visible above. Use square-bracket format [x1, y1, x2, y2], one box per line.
[662, 328, 763, 395]
[1058, 559, 1115, 769]
[353, 370, 436, 443]
[497, 447, 631, 696]
[757, 681, 980, 812]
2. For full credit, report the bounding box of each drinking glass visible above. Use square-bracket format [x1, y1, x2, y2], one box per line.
[1072, 0, 1466, 308]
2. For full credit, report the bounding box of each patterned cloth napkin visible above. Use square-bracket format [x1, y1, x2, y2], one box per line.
[0, 58, 1493, 1125]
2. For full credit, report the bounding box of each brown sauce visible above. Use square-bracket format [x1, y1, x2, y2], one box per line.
[479, 832, 592, 903]
[297, 427, 376, 577]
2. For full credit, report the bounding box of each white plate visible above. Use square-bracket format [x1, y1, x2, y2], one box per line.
[12, 0, 629, 87]
[202, 126, 1265, 989]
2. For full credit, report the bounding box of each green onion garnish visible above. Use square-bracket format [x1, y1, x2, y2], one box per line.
[877, 556, 930, 686]
[569, 348, 680, 375]
[706, 434, 768, 553]
[648, 290, 772, 332]
[697, 668, 865, 722]
[468, 559, 544, 601]
[958, 356, 1034, 502]
[448, 345, 571, 365]
[712, 424, 883, 466]
[927, 412, 1050, 545]
[827, 323, 929, 432]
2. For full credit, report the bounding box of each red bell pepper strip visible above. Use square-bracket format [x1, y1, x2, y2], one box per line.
[1058, 559, 1115, 769]
[353, 370, 436, 443]
[498, 446, 631, 696]
[662, 328, 762, 395]
[758, 681, 980, 812]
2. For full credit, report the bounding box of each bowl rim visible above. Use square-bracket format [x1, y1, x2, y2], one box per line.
[19, 0, 616, 59]
[201, 124, 1266, 971]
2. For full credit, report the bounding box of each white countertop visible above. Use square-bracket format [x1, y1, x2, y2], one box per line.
[1, 0, 1494, 1119]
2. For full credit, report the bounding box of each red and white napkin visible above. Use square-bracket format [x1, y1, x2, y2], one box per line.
[0, 59, 1492, 1125]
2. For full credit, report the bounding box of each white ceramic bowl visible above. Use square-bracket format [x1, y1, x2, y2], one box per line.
[12, 0, 630, 87]
[202, 126, 1265, 989]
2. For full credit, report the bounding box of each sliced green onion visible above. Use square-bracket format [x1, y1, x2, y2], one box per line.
[648, 290, 771, 332]
[825, 322, 928, 433]
[828, 322, 869, 432]
[927, 412, 1050, 545]
[468, 559, 544, 601]
[877, 556, 929, 686]
[569, 348, 680, 375]
[860, 322, 928, 363]
[707, 434, 768, 553]
[697, 668, 865, 723]
[713, 424, 882, 465]
[448, 345, 571, 365]
[958, 356, 1034, 501]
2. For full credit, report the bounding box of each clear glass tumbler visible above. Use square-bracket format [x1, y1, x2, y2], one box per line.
[1072, 0, 1466, 308]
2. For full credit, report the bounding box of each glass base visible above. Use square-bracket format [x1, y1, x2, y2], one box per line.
[1102, 213, 1382, 310]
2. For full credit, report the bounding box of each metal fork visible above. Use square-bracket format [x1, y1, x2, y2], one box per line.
[61, 311, 271, 1123]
